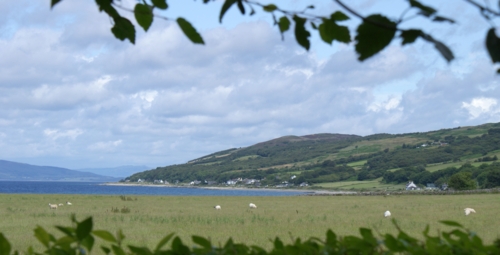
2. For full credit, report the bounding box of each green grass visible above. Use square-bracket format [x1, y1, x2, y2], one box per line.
[233, 155, 261, 161]
[313, 179, 406, 191]
[2, 194, 500, 254]
[347, 160, 367, 167]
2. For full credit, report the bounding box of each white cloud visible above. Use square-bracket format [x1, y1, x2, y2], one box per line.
[2, 0, 500, 169]
[88, 140, 123, 152]
[462, 97, 498, 119]
[43, 129, 83, 140]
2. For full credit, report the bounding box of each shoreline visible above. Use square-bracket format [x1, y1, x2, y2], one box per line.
[100, 182, 357, 195]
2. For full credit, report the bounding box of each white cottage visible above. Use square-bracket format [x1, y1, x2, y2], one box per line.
[406, 181, 418, 190]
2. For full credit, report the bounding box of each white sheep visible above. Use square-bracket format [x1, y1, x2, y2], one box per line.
[214, 205, 221, 210]
[58, 203, 64, 206]
[384, 210, 391, 217]
[49, 203, 58, 209]
[66, 201, 72, 205]
[464, 208, 476, 215]
[249, 203, 257, 209]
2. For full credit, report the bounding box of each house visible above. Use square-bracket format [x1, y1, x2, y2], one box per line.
[190, 180, 201, 185]
[299, 182, 309, 187]
[290, 175, 297, 180]
[137, 179, 144, 183]
[406, 181, 418, 190]
[426, 183, 437, 190]
[441, 183, 448, 190]
[226, 179, 238, 185]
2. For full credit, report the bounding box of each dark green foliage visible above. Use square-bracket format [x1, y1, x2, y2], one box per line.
[486, 28, 500, 63]
[134, 3, 153, 31]
[448, 172, 476, 190]
[293, 15, 311, 50]
[176, 18, 205, 44]
[2, 216, 500, 255]
[355, 14, 396, 61]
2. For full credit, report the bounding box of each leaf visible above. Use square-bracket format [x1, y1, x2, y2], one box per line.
[355, 14, 396, 61]
[152, 0, 168, 10]
[51, 0, 63, 8]
[318, 19, 350, 44]
[177, 18, 205, 44]
[400, 29, 422, 45]
[293, 15, 311, 50]
[359, 228, 377, 246]
[0, 233, 11, 255]
[111, 17, 136, 44]
[93, 230, 117, 243]
[278, 16, 290, 33]
[134, 4, 153, 32]
[219, 0, 237, 23]
[273, 237, 284, 250]
[155, 233, 174, 251]
[433, 16, 455, 23]
[34, 226, 53, 248]
[111, 244, 126, 255]
[55, 226, 75, 237]
[383, 234, 404, 252]
[409, 0, 437, 16]
[95, 0, 119, 18]
[237, 0, 245, 14]
[330, 11, 349, 22]
[192, 235, 212, 249]
[76, 217, 93, 241]
[81, 235, 95, 253]
[486, 28, 500, 63]
[439, 220, 463, 228]
[433, 39, 454, 62]
[263, 4, 277, 12]
[100, 246, 111, 255]
[128, 245, 153, 255]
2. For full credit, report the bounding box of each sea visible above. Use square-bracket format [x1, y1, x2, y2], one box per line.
[0, 181, 308, 196]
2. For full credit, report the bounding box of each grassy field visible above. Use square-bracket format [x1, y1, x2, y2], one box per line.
[1, 194, 499, 253]
[312, 178, 406, 191]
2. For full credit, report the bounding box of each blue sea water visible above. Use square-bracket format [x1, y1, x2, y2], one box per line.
[0, 181, 307, 196]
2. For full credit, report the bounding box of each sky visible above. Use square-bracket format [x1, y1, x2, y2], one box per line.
[1, 0, 500, 171]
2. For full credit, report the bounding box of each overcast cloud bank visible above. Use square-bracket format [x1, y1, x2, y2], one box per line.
[1, 0, 499, 169]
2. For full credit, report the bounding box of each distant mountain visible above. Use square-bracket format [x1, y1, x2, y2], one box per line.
[74, 165, 151, 178]
[0, 160, 120, 182]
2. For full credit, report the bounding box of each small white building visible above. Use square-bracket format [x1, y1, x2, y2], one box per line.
[406, 181, 419, 190]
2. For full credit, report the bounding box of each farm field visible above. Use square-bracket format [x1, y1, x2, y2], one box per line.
[1, 194, 499, 253]
[312, 178, 406, 191]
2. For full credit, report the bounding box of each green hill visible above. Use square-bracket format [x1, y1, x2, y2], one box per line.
[125, 122, 500, 190]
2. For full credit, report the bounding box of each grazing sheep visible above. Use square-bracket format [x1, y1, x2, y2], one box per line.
[49, 203, 58, 209]
[214, 205, 221, 210]
[66, 201, 72, 205]
[249, 203, 257, 209]
[464, 208, 476, 215]
[384, 210, 391, 217]
[58, 203, 64, 206]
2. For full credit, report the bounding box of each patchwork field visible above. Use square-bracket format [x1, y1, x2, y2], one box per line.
[1, 194, 499, 253]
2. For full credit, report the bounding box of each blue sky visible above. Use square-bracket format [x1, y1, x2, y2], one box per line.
[1, 0, 499, 171]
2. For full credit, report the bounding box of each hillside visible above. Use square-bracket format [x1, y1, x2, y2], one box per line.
[126, 123, 500, 190]
[0, 160, 120, 182]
